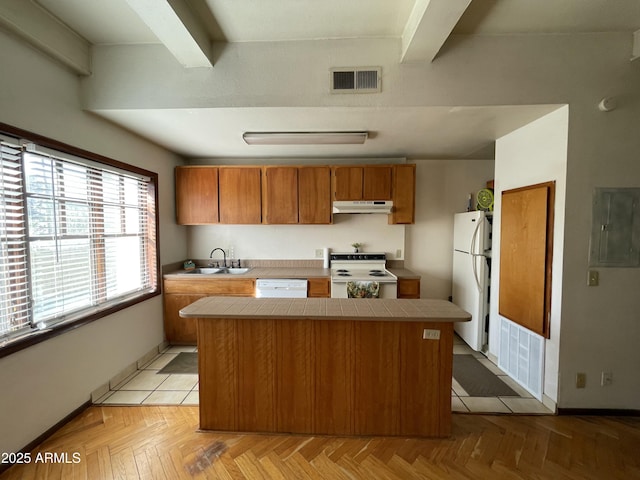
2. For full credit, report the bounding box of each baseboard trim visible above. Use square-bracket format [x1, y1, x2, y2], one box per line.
[0, 400, 92, 476]
[558, 408, 640, 416]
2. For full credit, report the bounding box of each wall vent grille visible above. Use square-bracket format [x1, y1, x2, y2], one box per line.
[331, 67, 381, 93]
[498, 317, 545, 401]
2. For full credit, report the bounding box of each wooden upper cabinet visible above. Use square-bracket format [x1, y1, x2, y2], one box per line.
[389, 164, 416, 224]
[363, 166, 392, 200]
[333, 166, 363, 200]
[263, 166, 299, 224]
[299, 166, 331, 224]
[218, 167, 262, 224]
[333, 166, 392, 201]
[175, 166, 218, 225]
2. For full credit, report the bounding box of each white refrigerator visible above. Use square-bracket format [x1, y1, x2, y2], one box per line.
[452, 211, 492, 352]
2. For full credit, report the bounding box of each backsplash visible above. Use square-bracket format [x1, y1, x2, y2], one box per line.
[187, 213, 405, 261]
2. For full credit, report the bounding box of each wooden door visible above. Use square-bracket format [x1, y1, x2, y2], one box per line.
[299, 166, 332, 224]
[363, 166, 392, 200]
[175, 166, 218, 224]
[333, 166, 363, 200]
[218, 167, 262, 224]
[263, 166, 298, 224]
[499, 182, 555, 338]
[389, 164, 416, 224]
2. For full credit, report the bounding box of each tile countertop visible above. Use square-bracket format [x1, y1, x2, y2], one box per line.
[163, 266, 420, 280]
[163, 267, 331, 279]
[179, 297, 469, 323]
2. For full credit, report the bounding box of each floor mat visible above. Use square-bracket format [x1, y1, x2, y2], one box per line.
[453, 354, 519, 397]
[158, 352, 198, 374]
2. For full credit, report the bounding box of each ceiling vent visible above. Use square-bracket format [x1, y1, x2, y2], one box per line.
[331, 67, 381, 93]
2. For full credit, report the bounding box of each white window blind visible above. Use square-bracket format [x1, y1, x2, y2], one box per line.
[0, 136, 30, 336]
[24, 150, 156, 326]
[0, 132, 158, 346]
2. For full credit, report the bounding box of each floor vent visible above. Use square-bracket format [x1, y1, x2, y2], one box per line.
[498, 317, 545, 401]
[331, 67, 381, 93]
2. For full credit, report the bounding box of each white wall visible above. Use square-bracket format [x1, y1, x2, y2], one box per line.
[407, 160, 495, 299]
[189, 214, 404, 260]
[493, 107, 569, 404]
[559, 77, 640, 409]
[0, 30, 187, 453]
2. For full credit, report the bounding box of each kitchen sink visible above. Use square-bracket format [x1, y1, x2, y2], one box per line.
[220, 267, 251, 274]
[179, 267, 251, 275]
[179, 267, 223, 275]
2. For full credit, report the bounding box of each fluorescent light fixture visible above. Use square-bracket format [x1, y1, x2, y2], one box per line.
[242, 131, 368, 145]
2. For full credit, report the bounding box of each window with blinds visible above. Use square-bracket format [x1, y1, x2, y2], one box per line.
[0, 129, 158, 353]
[0, 136, 30, 337]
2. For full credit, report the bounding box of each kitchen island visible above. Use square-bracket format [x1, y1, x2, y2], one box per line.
[180, 297, 470, 438]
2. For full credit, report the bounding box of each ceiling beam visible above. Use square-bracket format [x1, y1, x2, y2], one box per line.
[125, 0, 214, 68]
[0, 0, 90, 75]
[401, 0, 471, 63]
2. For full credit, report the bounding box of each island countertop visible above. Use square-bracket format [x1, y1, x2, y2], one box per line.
[179, 296, 470, 322]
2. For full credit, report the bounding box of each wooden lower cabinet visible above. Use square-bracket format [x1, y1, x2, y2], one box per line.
[164, 294, 206, 344]
[307, 277, 331, 298]
[197, 317, 454, 437]
[163, 278, 255, 344]
[397, 278, 421, 299]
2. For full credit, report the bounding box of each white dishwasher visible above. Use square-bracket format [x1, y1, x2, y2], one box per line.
[255, 279, 308, 298]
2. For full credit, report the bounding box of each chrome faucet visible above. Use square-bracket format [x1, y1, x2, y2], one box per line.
[209, 248, 227, 268]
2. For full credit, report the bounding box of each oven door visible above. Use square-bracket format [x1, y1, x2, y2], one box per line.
[330, 279, 398, 299]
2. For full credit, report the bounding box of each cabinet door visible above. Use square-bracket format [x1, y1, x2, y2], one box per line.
[163, 293, 205, 344]
[299, 166, 331, 224]
[389, 164, 416, 224]
[333, 166, 363, 200]
[263, 167, 298, 224]
[307, 277, 330, 297]
[363, 166, 392, 200]
[175, 166, 218, 225]
[397, 278, 420, 299]
[219, 167, 262, 224]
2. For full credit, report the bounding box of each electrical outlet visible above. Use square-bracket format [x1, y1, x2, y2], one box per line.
[396, 249, 402, 258]
[422, 329, 440, 340]
[601, 371, 613, 386]
[576, 372, 586, 388]
[315, 249, 323, 258]
[587, 270, 599, 286]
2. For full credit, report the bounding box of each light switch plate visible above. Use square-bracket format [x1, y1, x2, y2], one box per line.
[587, 270, 599, 286]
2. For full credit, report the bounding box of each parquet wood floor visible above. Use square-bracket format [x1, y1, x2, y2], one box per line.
[1, 406, 639, 479]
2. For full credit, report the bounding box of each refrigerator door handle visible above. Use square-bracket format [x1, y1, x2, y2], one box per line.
[470, 218, 483, 292]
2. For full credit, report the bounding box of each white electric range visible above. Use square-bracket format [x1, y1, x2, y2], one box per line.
[329, 252, 397, 298]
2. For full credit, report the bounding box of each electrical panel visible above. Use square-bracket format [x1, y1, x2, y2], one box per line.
[589, 188, 640, 267]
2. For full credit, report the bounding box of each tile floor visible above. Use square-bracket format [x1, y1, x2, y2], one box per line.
[94, 338, 553, 415]
[94, 345, 199, 406]
[451, 335, 553, 414]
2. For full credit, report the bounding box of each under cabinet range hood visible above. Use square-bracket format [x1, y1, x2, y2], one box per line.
[332, 200, 393, 214]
